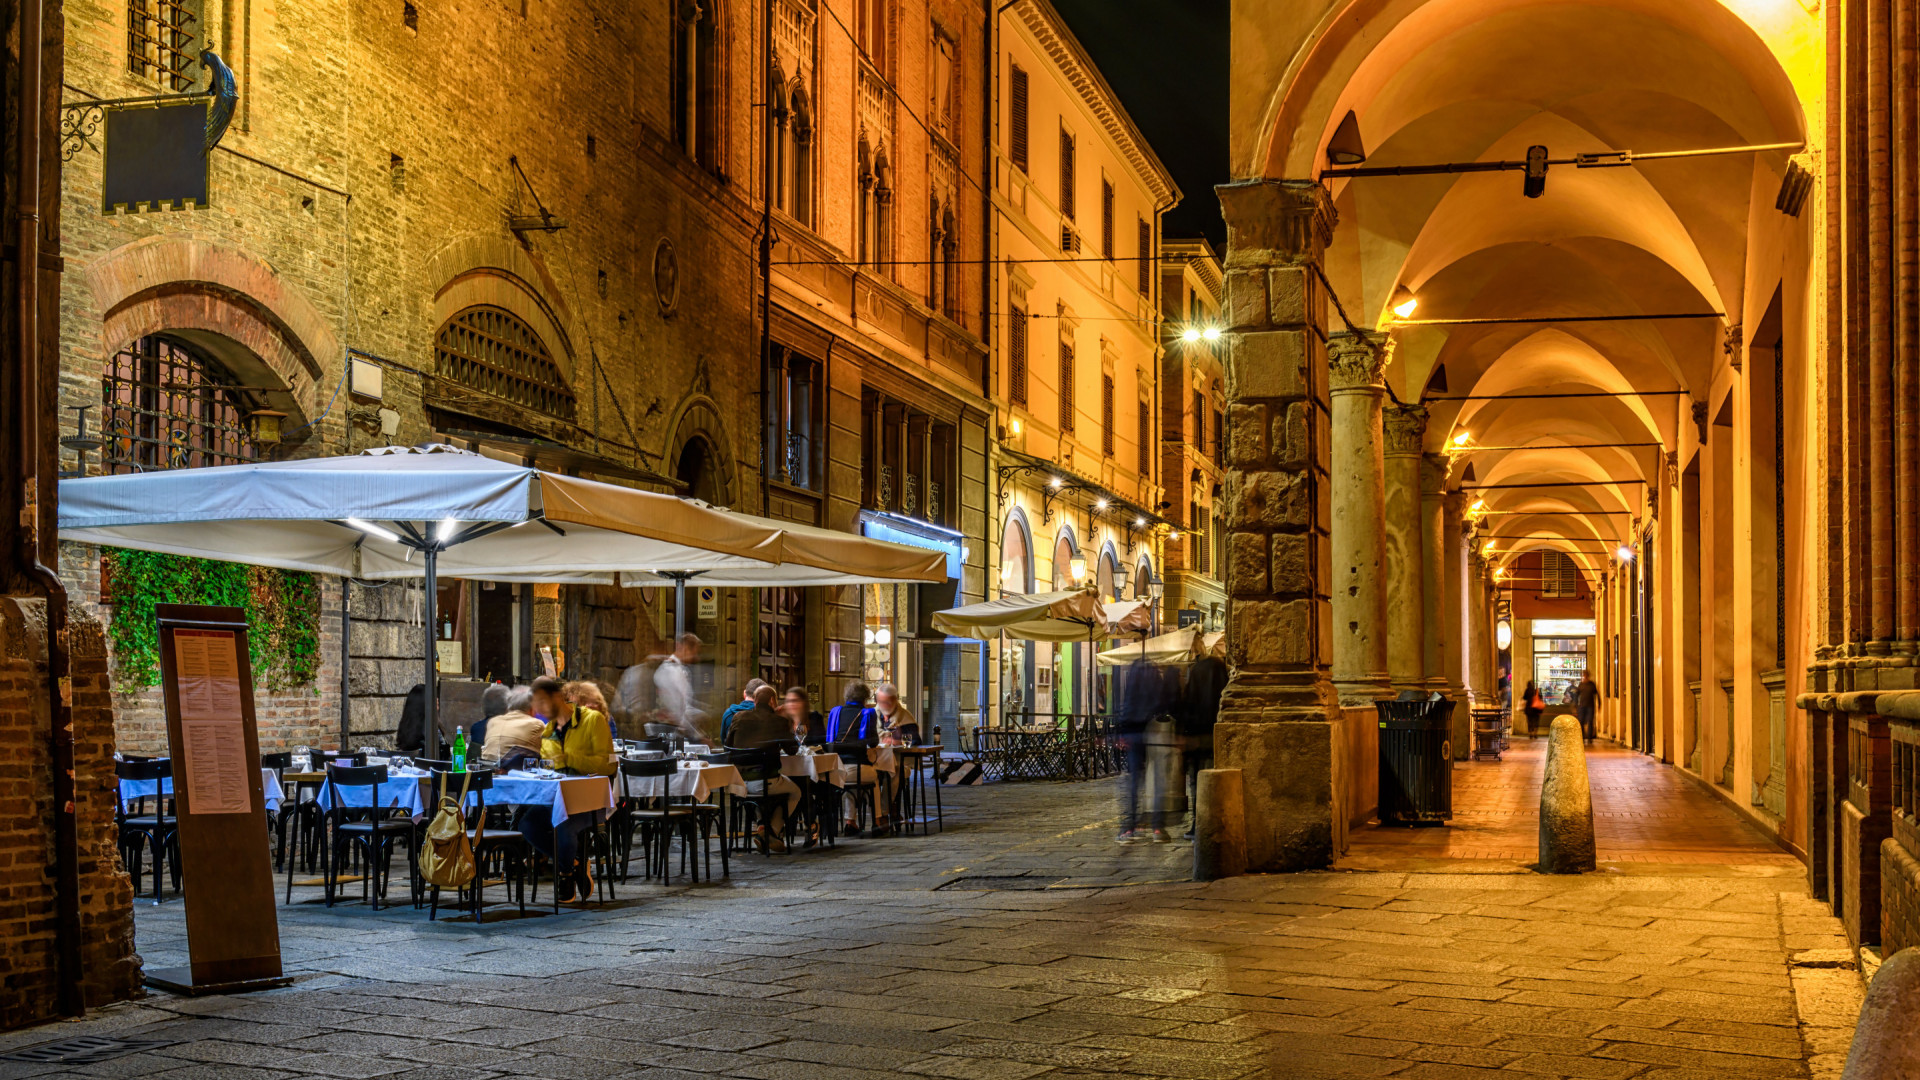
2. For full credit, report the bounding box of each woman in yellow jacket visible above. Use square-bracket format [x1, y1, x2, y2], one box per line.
[521, 676, 614, 901]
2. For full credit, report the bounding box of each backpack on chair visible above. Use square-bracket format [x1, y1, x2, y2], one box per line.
[419, 770, 476, 890]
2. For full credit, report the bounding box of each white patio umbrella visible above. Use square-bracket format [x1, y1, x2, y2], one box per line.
[619, 504, 950, 589]
[1096, 628, 1224, 667]
[59, 445, 948, 753]
[931, 590, 1148, 722]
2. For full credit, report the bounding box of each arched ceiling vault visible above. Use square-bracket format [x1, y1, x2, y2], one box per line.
[1266, 0, 1806, 562]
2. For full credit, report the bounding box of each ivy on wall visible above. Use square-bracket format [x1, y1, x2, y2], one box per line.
[101, 548, 322, 695]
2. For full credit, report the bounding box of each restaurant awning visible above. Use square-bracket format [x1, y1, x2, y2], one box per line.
[929, 589, 1141, 643]
[1097, 627, 1224, 666]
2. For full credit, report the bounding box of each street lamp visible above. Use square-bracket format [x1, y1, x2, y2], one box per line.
[1069, 554, 1088, 584]
[1616, 545, 1635, 562]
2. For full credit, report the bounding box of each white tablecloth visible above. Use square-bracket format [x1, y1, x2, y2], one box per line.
[620, 761, 745, 802]
[118, 769, 284, 814]
[320, 770, 615, 826]
[781, 752, 844, 786]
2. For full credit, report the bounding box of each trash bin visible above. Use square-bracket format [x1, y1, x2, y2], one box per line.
[1144, 716, 1188, 817]
[1376, 698, 1455, 825]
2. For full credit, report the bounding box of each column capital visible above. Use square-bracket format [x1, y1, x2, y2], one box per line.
[1384, 403, 1429, 457]
[1216, 179, 1336, 269]
[1327, 330, 1387, 391]
[1421, 452, 1452, 494]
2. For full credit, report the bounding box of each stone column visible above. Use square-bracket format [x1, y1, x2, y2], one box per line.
[1213, 179, 1343, 872]
[1383, 404, 1428, 692]
[1442, 490, 1468, 698]
[1327, 332, 1390, 703]
[1421, 454, 1450, 693]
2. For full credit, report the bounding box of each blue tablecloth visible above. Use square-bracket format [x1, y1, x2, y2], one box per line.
[117, 769, 284, 814]
[318, 770, 613, 826]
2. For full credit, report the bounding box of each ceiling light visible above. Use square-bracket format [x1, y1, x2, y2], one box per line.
[1390, 284, 1418, 319]
[344, 518, 400, 543]
[1451, 431, 1472, 447]
[1326, 109, 1367, 167]
[1616, 545, 1635, 562]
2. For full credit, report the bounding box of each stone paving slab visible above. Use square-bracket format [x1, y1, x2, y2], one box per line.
[0, 778, 1860, 1079]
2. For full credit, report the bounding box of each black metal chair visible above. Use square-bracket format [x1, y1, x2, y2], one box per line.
[280, 750, 365, 878]
[318, 763, 417, 910]
[424, 769, 529, 923]
[618, 758, 701, 883]
[729, 747, 803, 855]
[830, 741, 884, 836]
[115, 759, 177, 903]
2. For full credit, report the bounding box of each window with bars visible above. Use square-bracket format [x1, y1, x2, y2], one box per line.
[434, 306, 578, 421]
[1100, 181, 1115, 261]
[1009, 64, 1029, 173]
[1008, 305, 1029, 407]
[1058, 128, 1076, 220]
[127, 0, 201, 91]
[1137, 219, 1153, 294]
[1101, 375, 1115, 455]
[102, 335, 258, 474]
[1137, 398, 1152, 476]
[1058, 339, 1075, 432]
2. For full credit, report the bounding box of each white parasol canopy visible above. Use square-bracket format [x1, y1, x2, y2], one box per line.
[1097, 628, 1224, 666]
[620, 505, 948, 588]
[929, 589, 1144, 643]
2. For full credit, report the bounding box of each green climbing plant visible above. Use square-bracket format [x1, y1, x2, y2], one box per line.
[102, 548, 322, 695]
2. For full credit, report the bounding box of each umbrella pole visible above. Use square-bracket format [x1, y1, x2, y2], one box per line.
[423, 547, 439, 760]
[673, 573, 687, 639]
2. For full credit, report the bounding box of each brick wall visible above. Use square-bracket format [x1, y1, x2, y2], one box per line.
[0, 599, 138, 1029]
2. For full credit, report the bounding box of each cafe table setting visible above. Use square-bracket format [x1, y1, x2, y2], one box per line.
[118, 765, 285, 814]
[316, 763, 615, 826]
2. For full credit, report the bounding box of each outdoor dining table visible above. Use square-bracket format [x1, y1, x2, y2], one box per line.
[317, 768, 615, 826]
[118, 768, 285, 814]
[618, 760, 746, 802]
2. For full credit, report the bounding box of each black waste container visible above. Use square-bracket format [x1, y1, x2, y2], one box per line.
[1376, 698, 1455, 825]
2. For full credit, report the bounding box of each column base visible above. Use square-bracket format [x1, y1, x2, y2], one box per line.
[1333, 676, 1390, 708]
[1215, 692, 1343, 872]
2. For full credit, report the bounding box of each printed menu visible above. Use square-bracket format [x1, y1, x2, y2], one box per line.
[172, 628, 252, 815]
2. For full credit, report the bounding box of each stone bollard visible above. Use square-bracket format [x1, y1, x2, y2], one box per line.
[1843, 947, 1920, 1078]
[1193, 768, 1248, 881]
[1537, 715, 1596, 873]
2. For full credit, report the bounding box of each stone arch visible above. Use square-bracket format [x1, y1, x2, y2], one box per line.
[1051, 524, 1080, 591]
[1001, 506, 1036, 595]
[665, 395, 737, 508]
[424, 233, 581, 380]
[84, 237, 340, 425]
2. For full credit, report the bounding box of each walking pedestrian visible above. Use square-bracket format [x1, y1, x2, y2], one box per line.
[652, 633, 706, 743]
[1574, 673, 1602, 744]
[1521, 679, 1545, 737]
[1116, 657, 1176, 844]
[1180, 640, 1227, 840]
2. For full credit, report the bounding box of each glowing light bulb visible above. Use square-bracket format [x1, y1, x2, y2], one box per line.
[1202, 327, 1222, 342]
[1616, 545, 1635, 562]
[1180, 328, 1202, 343]
[1390, 284, 1418, 319]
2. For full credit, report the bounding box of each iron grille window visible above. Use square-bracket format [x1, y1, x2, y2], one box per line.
[1137, 399, 1152, 476]
[1009, 306, 1029, 407]
[1137, 219, 1152, 295]
[1101, 181, 1115, 261]
[434, 306, 578, 421]
[1058, 339, 1075, 432]
[1058, 128, 1075, 220]
[1009, 64, 1030, 173]
[1101, 375, 1115, 455]
[128, 0, 200, 91]
[102, 336, 257, 474]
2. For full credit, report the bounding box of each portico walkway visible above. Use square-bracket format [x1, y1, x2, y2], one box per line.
[1344, 738, 1803, 870]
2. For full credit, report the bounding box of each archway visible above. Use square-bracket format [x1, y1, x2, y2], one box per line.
[999, 509, 1036, 722]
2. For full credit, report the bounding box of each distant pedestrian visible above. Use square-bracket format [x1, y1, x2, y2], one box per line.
[1575, 675, 1602, 744]
[653, 633, 706, 742]
[1521, 679, 1545, 737]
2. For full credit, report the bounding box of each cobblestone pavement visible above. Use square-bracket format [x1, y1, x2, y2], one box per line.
[1, 768, 1862, 1080]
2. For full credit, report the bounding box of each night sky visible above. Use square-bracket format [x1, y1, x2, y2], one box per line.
[1049, 0, 1230, 249]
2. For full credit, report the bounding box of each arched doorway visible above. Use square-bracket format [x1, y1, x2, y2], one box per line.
[676, 435, 723, 505]
[999, 509, 1035, 723]
[1051, 527, 1081, 719]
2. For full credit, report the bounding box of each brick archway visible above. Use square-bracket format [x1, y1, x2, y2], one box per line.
[424, 234, 580, 379]
[665, 396, 737, 509]
[83, 237, 340, 426]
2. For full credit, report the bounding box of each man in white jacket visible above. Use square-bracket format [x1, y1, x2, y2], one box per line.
[652, 633, 707, 742]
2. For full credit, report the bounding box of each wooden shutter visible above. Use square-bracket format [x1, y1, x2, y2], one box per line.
[1138, 399, 1152, 475]
[1009, 306, 1029, 407]
[1101, 375, 1115, 454]
[1137, 219, 1152, 294]
[1058, 339, 1075, 431]
[1059, 129, 1075, 220]
[1193, 391, 1204, 446]
[1101, 181, 1115, 261]
[1009, 64, 1029, 173]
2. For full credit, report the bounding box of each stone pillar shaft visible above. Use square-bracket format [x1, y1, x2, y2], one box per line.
[1383, 404, 1428, 691]
[1420, 454, 1449, 692]
[1213, 179, 1343, 873]
[1328, 332, 1389, 702]
[1442, 492, 1468, 697]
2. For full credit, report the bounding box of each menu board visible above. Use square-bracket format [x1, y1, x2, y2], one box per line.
[172, 628, 252, 815]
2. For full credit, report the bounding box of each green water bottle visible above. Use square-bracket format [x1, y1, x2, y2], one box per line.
[452, 726, 467, 772]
